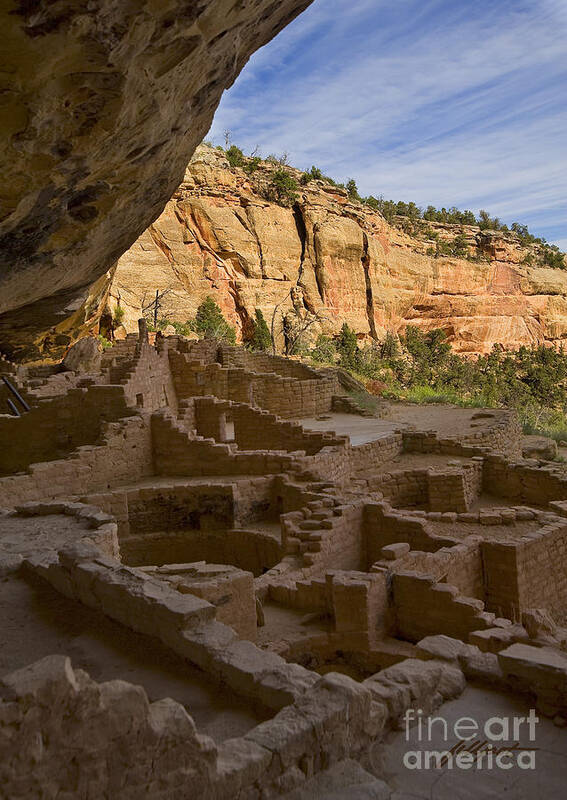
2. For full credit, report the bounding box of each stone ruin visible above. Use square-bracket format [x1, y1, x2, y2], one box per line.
[1, 324, 567, 796]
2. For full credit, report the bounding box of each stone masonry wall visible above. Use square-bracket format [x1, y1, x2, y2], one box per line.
[0, 385, 131, 476]
[151, 411, 300, 478]
[0, 655, 218, 799]
[364, 503, 455, 564]
[0, 650, 381, 800]
[219, 347, 331, 382]
[393, 571, 493, 642]
[427, 461, 483, 513]
[191, 395, 348, 455]
[483, 453, 567, 505]
[376, 538, 484, 602]
[169, 351, 337, 418]
[482, 521, 567, 622]
[0, 415, 153, 509]
[120, 338, 179, 414]
[231, 402, 347, 455]
[402, 409, 521, 458]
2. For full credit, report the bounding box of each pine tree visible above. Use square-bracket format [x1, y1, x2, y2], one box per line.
[337, 322, 358, 368]
[251, 309, 271, 351]
[191, 297, 236, 344]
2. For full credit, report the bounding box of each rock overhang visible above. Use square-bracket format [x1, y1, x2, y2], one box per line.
[0, 0, 314, 357]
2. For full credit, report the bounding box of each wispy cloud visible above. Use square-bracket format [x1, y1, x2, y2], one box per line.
[208, 0, 567, 246]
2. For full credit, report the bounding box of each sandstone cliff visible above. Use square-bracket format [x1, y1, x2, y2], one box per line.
[107, 145, 567, 355]
[0, 0, 313, 358]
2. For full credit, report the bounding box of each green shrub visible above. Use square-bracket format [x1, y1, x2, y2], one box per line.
[379, 332, 400, 360]
[250, 308, 271, 351]
[264, 169, 299, 207]
[169, 320, 192, 336]
[542, 247, 565, 269]
[112, 305, 125, 326]
[243, 156, 261, 175]
[337, 323, 358, 369]
[310, 334, 337, 363]
[226, 145, 245, 168]
[190, 297, 236, 344]
[302, 323, 567, 442]
[364, 196, 380, 211]
[96, 334, 112, 350]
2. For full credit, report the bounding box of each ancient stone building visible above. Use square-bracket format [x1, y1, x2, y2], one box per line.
[1, 327, 567, 796]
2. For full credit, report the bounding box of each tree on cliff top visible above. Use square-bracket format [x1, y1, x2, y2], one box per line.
[226, 145, 245, 168]
[264, 169, 298, 207]
[190, 297, 236, 344]
[346, 178, 361, 202]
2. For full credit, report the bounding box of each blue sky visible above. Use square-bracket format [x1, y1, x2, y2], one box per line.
[208, 0, 567, 249]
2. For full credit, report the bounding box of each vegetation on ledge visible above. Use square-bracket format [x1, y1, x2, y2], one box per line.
[149, 286, 567, 442]
[209, 140, 565, 269]
[307, 323, 567, 442]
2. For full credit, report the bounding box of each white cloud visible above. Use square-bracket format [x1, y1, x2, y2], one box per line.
[209, 0, 567, 246]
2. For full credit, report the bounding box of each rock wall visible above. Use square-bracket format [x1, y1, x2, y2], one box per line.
[0, 0, 314, 358]
[109, 145, 567, 355]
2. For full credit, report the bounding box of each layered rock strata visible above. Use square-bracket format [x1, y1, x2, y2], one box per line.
[109, 145, 567, 355]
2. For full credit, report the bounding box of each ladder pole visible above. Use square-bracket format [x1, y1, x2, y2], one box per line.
[6, 398, 21, 416]
[1, 376, 31, 412]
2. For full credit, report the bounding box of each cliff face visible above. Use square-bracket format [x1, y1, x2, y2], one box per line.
[0, 0, 313, 358]
[109, 145, 567, 355]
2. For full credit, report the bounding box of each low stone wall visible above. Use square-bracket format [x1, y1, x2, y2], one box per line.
[483, 453, 567, 505]
[180, 337, 220, 364]
[0, 655, 219, 799]
[393, 571, 493, 642]
[219, 347, 329, 382]
[169, 351, 338, 419]
[298, 432, 403, 485]
[153, 408, 402, 487]
[151, 410, 300, 478]
[348, 433, 404, 474]
[122, 527, 281, 576]
[373, 537, 484, 603]
[26, 540, 308, 708]
[482, 518, 567, 622]
[364, 502, 456, 563]
[283, 500, 366, 574]
[0, 415, 153, 509]
[1, 646, 422, 800]
[367, 457, 482, 513]
[192, 396, 348, 455]
[80, 478, 281, 573]
[402, 408, 521, 458]
[269, 569, 390, 644]
[428, 460, 483, 512]
[369, 467, 428, 507]
[0, 500, 120, 570]
[142, 563, 258, 641]
[498, 644, 567, 718]
[232, 403, 347, 454]
[0, 385, 132, 476]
